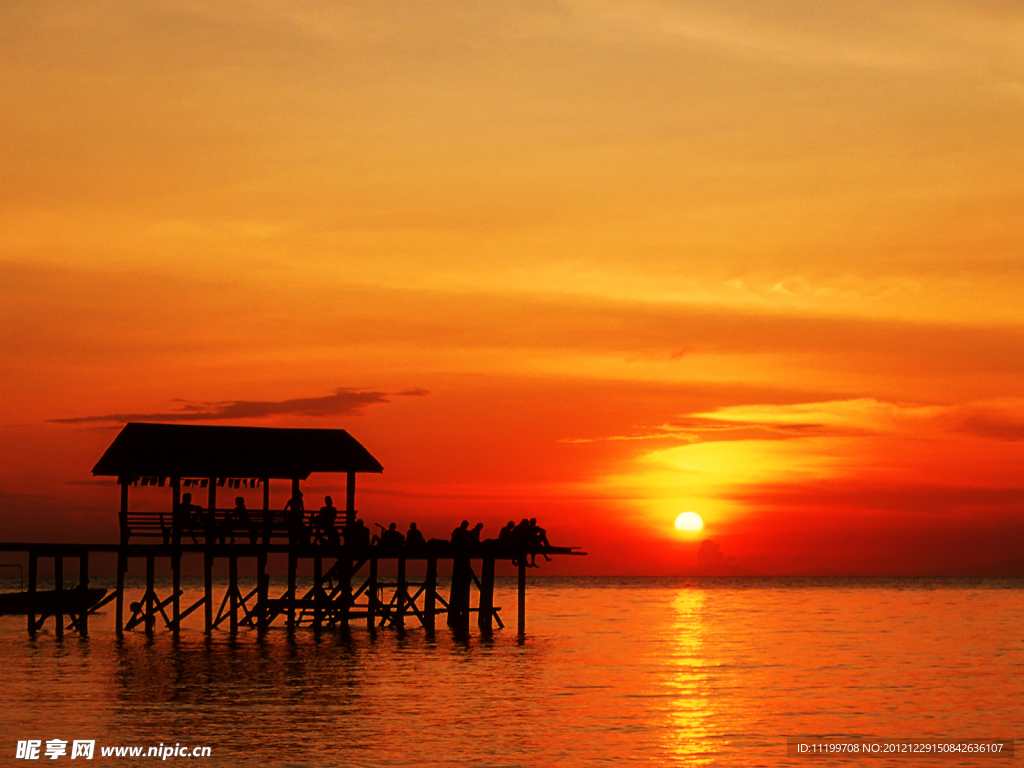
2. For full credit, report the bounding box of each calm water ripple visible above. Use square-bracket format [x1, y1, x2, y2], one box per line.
[0, 576, 1020, 766]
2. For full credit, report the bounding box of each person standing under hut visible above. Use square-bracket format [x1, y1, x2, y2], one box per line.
[284, 490, 308, 545]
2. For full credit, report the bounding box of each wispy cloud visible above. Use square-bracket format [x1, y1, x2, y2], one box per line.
[48, 387, 429, 425]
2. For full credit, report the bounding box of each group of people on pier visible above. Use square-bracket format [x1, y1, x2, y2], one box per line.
[173, 492, 554, 562]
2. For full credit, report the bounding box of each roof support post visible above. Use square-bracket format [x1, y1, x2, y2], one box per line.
[346, 471, 356, 529]
[261, 478, 270, 546]
[207, 478, 217, 546]
[119, 479, 129, 545]
[171, 477, 181, 547]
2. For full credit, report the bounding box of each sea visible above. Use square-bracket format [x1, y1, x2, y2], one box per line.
[0, 575, 1021, 767]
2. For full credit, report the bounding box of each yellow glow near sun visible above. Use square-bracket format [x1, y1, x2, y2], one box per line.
[674, 511, 703, 532]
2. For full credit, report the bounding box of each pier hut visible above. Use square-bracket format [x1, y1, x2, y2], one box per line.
[0, 422, 583, 637]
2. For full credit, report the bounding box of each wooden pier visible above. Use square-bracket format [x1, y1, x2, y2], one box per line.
[0, 423, 583, 638]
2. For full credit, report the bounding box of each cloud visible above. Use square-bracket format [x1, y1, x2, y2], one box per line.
[49, 387, 429, 425]
[561, 402, 877, 445]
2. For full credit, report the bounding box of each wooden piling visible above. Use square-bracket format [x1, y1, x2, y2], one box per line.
[229, 555, 238, 633]
[424, 557, 437, 632]
[518, 559, 526, 636]
[478, 557, 495, 633]
[313, 554, 323, 630]
[367, 557, 378, 630]
[27, 551, 37, 637]
[287, 552, 297, 629]
[79, 551, 89, 637]
[204, 552, 213, 634]
[54, 556, 63, 639]
[115, 550, 126, 635]
[448, 557, 471, 632]
[395, 556, 407, 629]
[257, 551, 268, 633]
[145, 555, 155, 635]
[172, 552, 181, 632]
[340, 558, 352, 626]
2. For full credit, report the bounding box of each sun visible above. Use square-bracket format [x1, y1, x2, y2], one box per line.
[674, 511, 703, 532]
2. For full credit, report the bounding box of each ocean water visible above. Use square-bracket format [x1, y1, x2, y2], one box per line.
[0, 576, 1021, 767]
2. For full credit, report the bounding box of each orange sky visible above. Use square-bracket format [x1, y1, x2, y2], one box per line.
[2, 1, 1023, 574]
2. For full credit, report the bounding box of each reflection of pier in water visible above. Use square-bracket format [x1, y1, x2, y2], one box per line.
[0, 423, 583, 638]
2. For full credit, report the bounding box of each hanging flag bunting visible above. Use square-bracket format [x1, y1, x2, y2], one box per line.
[158, 477, 166, 487]
[141, 477, 150, 486]
[217, 478, 226, 487]
[200, 479, 208, 488]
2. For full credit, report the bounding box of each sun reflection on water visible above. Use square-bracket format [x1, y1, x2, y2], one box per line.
[663, 589, 718, 765]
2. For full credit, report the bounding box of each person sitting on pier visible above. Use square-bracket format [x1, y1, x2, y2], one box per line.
[512, 518, 541, 567]
[284, 491, 308, 544]
[373, 522, 405, 552]
[405, 522, 426, 552]
[176, 492, 205, 544]
[344, 517, 372, 551]
[314, 496, 340, 546]
[498, 520, 516, 548]
[450, 520, 470, 549]
[530, 518, 553, 564]
[468, 522, 484, 548]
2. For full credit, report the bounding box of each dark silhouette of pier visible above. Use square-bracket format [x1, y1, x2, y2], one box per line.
[0, 423, 584, 638]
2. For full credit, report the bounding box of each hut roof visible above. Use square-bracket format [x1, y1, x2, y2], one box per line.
[92, 423, 383, 480]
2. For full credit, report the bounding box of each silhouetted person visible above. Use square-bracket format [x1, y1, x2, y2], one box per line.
[530, 518, 552, 563]
[177, 492, 204, 544]
[226, 496, 251, 544]
[498, 520, 516, 548]
[345, 517, 371, 550]
[405, 522, 426, 551]
[468, 522, 483, 547]
[512, 518, 534, 566]
[451, 520, 470, 548]
[315, 495, 339, 545]
[285, 491, 307, 544]
[373, 522, 405, 551]
[355, 518, 371, 549]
